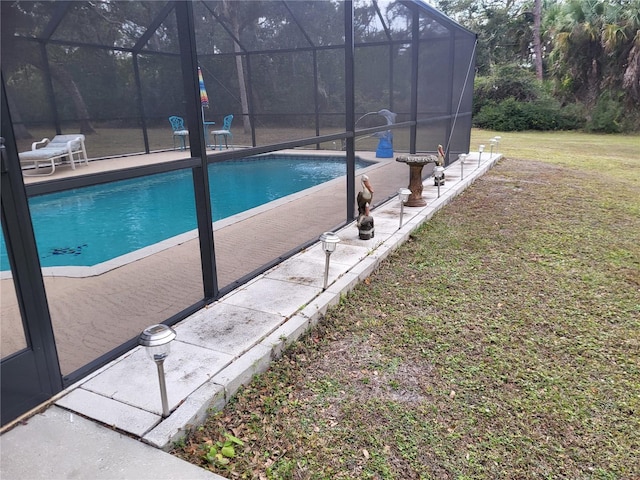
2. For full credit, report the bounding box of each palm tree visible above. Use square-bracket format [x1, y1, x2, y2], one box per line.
[621, 1, 640, 104]
[547, 0, 640, 108]
[533, 0, 544, 80]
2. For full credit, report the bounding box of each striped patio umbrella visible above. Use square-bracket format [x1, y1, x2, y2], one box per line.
[198, 66, 209, 108]
[198, 66, 213, 147]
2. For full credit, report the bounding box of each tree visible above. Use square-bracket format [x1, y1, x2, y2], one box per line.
[621, 1, 640, 104]
[220, 0, 265, 134]
[1, 1, 144, 135]
[533, 0, 544, 79]
[546, 0, 640, 109]
[435, 0, 535, 74]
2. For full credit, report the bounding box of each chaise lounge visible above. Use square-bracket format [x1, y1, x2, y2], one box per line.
[19, 134, 88, 176]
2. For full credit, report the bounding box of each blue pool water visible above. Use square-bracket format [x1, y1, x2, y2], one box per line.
[1, 155, 371, 270]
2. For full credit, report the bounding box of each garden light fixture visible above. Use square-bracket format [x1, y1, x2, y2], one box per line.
[490, 138, 497, 156]
[458, 153, 467, 179]
[433, 166, 445, 197]
[138, 324, 176, 418]
[319, 232, 340, 290]
[478, 144, 485, 168]
[397, 188, 411, 229]
[494, 136, 501, 153]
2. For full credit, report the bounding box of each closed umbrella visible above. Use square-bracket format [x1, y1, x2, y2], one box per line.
[198, 67, 209, 117]
[198, 66, 212, 147]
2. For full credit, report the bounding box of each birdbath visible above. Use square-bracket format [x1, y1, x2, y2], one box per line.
[395, 155, 439, 206]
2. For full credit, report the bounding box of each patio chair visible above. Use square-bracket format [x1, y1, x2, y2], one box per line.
[19, 134, 88, 176]
[211, 114, 233, 150]
[169, 116, 189, 150]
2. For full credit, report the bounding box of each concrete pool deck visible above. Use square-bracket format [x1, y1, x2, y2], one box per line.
[0, 150, 502, 479]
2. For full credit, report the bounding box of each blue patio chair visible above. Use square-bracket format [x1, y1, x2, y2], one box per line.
[169, 116, 189, 150]
[211, 114, 233, 150]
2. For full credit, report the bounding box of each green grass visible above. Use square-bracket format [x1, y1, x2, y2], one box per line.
[470, 129, 640, 183]
[172, 129, 640, 478]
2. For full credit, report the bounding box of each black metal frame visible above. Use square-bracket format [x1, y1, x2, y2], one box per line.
[6, 1, 475, 155]
[1, 76, 63, 425]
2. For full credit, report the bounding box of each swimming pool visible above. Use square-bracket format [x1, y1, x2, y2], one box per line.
[0, 154, 372, 270]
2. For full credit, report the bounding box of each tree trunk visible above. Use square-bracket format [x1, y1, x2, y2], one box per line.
[586, 57, 600, 108]
[233, 43, 251, 134]
[623, 41, 640, 104]
[223, 0, 251, 134]
[533, 0, 543, 80]
[49, 63, 96, 134]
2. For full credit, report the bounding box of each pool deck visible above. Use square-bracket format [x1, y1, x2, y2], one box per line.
[1, 147, 502, 480]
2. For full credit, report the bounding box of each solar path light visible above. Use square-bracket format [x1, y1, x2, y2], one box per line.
[490, 138, 497, 157]
[138, 324, 177, 418]
[433, 166, 445, 197]
[494, 136, 502, 153]
[478, 144, 485, 168]
[397, 188, 411, 229]
[320, 232, 340, 290]
[458, 153, 467, 180]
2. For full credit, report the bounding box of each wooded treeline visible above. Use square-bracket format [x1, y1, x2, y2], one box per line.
[438, 0, 640, 132]
[1, 1, 426, 140]
[2, 0, 638, 138]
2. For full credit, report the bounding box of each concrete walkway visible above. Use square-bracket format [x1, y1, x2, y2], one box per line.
[0, 151, 501, 480]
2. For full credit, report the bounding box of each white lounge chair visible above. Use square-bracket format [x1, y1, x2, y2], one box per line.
[19, 134, 88, 176]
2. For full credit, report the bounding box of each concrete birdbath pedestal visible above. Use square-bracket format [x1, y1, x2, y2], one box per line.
[395, 154, 439, 207]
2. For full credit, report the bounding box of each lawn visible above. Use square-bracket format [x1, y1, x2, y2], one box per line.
[171, 129, 640, 479]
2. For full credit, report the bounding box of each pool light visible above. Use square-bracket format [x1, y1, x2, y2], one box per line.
[138, 324, 176, 418]
[397, 188, 411, 229]
[320, 232, 340, 290]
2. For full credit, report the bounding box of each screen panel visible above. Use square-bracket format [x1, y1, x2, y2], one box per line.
[30, 169, 204, 375]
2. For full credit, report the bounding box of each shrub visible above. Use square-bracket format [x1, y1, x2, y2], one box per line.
[473, 65, 542, 115]
[473, 97, 581, 132]
[474, 99, 528, 131]
[585, 93, 624, 133]
[473, 64, 586, 132]
[557, 103, 587, 130]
